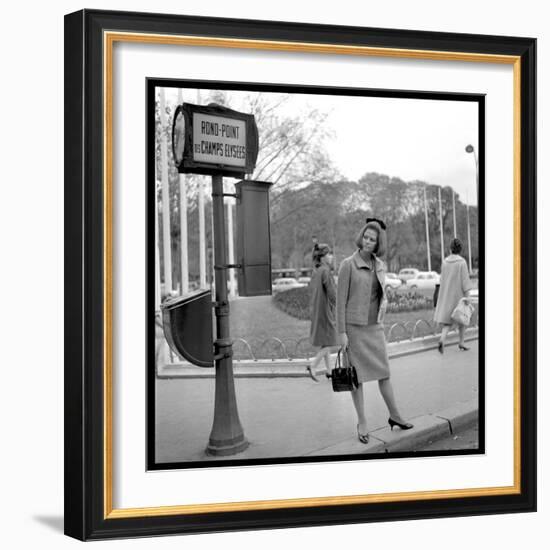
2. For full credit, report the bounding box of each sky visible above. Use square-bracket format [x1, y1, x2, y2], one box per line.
[163, 87, 479, 205]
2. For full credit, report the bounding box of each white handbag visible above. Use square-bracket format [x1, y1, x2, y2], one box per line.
[451, 298, 475, 326]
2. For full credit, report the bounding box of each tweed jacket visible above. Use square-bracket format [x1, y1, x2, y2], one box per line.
[336, 250, 388, 333]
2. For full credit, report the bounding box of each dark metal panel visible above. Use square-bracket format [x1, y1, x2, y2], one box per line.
[161, 290, 214, 367]
[236, 180, 272, 296]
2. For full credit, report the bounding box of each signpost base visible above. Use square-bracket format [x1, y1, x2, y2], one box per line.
[206, 435, 249, 457]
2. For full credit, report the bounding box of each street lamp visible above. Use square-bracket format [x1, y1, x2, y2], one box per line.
[423, 185, 431, 272]
[465, 144, 479, 205]
[465, 144, 477, 274]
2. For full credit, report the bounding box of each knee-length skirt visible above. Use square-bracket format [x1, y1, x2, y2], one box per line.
[346, 323, 390, 382]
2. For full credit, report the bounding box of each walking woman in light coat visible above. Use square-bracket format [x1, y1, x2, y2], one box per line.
[434, 238, 475, 353]
[306, 243, 340, 381]
[337, 218, 413, 444]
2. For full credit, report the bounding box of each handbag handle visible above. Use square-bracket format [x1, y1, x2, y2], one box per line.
[336, 346, 348, 367]
[327, 348, 344, 379]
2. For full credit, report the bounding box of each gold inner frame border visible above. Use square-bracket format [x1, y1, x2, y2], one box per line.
[102, 30, 522, 519]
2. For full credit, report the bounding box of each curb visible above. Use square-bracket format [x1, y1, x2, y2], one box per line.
[303, 399, 479, 456]
[157, 328, 478, 379]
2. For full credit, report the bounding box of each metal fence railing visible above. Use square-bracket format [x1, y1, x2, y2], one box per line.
[157, 310, 479, 366]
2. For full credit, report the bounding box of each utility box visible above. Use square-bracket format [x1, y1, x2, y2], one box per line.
[235, 180, 272, 297]
[160, 289, 214, 367]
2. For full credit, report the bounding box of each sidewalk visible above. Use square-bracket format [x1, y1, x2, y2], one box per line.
[155, 339, 479, 463]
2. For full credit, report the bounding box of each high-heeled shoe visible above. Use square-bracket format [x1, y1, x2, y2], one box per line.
[357, 424, 370, 444]
[306, 365, 319, 382]
[388, 417, 414, 431]
[458, 344, 470, 351]
[437, 341, 444, 354]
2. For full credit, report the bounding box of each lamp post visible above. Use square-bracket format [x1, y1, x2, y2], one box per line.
[465, 144, 478, 273]
[438, 186, 444, 269]
[423, 185, 431, 272]
[159, 88, 173, 296]
[452, 188, 457, 238]
[466, 194, 473, 273]
[465, 144, 479, 206]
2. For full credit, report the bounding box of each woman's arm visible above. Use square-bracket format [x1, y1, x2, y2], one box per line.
[460, 260, 474, 295]
[336, 259, 351, 335]
[323, 268, 336, 306]
[376, 259, 388, 324]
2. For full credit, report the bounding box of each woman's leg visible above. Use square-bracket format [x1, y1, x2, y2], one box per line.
[440, 324, 451, 345]
[322, 345, 339, 373]
[309, 348, 325, 372]
[323, 353, 331, 374]
[378, 378, 407, 423]
[458, 325, 466, 346]
[310, 346, 338, 373]
[351, 383, 368, 434]
[458, 324, 469, 349]
[438, 323, 451, 353]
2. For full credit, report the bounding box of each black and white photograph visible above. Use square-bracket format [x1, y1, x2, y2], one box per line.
[148, 81, 484, 469]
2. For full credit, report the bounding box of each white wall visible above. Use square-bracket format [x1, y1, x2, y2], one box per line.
[0, 1, 545, 548]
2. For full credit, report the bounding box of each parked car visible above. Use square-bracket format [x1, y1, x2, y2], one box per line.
[297, 276, 311, 286]
[406, 271, 440, 290]
[398, 267, 420, 284]
[468, 288, 479, 304]
[385, 272, 403, 291]
[272, 277, 302, 293]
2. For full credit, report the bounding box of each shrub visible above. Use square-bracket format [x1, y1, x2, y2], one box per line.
[273, 287, 311, 320]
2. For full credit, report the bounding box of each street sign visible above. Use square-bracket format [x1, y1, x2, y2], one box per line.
[172, 103, 258, 177]
[193, 113, 246, 167]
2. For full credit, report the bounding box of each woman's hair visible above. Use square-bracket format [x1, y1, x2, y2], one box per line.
[450, 238, 463, 254]
[354, 219, 387, 257]
[312, 243, 331, 267]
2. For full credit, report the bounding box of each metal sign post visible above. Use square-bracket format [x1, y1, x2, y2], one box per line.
[207, 174, 248, 455]
[171, 102, 260, 456]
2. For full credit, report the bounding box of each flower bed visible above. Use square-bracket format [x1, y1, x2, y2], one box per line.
[386, 291, 433, 313]
[273, 286, 432, 320]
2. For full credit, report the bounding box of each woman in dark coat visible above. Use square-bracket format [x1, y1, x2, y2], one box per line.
[337, 219, 413, 444]
[307, 243, 340, 381]
[434, 238, 475, 353]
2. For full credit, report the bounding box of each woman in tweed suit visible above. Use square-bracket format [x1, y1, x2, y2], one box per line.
[337, 219, 413, 444]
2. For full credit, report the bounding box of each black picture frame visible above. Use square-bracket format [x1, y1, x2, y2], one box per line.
[64, 9, 536, 541]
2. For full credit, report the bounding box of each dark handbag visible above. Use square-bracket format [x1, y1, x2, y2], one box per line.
[327, 348, 358, 392]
